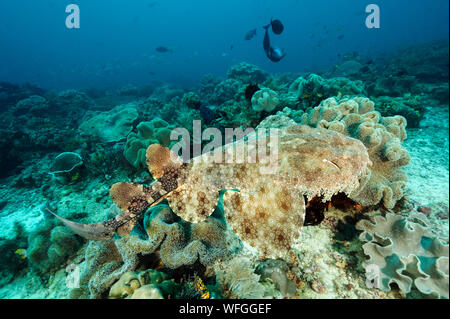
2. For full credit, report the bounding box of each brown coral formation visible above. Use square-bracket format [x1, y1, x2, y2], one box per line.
[301, 96, 410, 209]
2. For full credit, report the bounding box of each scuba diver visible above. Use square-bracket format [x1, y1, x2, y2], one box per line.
[263, 19, 286, 62]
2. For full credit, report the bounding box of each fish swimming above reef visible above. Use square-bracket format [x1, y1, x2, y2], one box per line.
[52, 125, 371, 258]
[263, 24, 286, 62]
[244, 28, 257, 40]
[270, 18, 284, 35]
[156, 46, 172, 53]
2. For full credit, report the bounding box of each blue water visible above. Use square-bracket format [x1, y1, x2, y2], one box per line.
[0, 0, 448, 90]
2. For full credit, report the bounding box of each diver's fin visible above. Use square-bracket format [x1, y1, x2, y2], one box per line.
[50, 212, 118, 240]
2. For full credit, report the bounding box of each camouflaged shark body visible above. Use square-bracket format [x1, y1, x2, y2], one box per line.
[54, 125, 371, 258]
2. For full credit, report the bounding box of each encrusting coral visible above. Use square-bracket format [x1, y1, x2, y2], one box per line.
[356, 212, 449, 298]
[301, 96, 410, 209]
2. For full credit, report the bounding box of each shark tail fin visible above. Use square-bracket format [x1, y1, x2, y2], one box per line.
[50, 212, 117, 240]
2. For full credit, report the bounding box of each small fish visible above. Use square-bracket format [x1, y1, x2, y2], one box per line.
[263, 24, 286, 62]
[156, 46, 172, 53]
[337, 91, 343, 99]
[337, 34, 344, 40]
[270, 18, 284, 35]
[194, 277, 210, 299]
[302, 93, 311, 99]
[360, 66, 370, 73]
[15, 248, 27, 259]
[244, 28, 257, 40]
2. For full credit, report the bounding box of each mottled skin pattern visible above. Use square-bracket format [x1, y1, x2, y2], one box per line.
[54, 125, 371, 258]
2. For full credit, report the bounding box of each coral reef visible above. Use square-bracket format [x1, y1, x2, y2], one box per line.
[182, 92, 201, 110]
[0, 222, 28, 286]
[288, 74, 365, 109]
[0, 37, 448, 300]
[211, 78, 241, 105]
[108, 269, 177, 299]
[215, 256, 265, 299]
[79, 104, 139, 143]
[13, 95, 50, 116]
[27, 219, 83, 273]
[226, 62, 268, 84]
[373, 94, 426, 128]
[71, 202, 229, 298]
[356, 213, 449, 298]
[255, 259, 297, 297]
[124, 118, 176, 169]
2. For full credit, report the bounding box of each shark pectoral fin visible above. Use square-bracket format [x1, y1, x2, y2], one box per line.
[110, 182, 150, 211]
[116, 217, 139, 236]
[50, 212, 117, 241]
[167, 185, 220, 223]
[146, 144, 183, 179]
[223, 184, 305, 259]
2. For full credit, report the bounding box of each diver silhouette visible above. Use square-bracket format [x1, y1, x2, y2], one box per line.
[263, 19, 286, 62]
